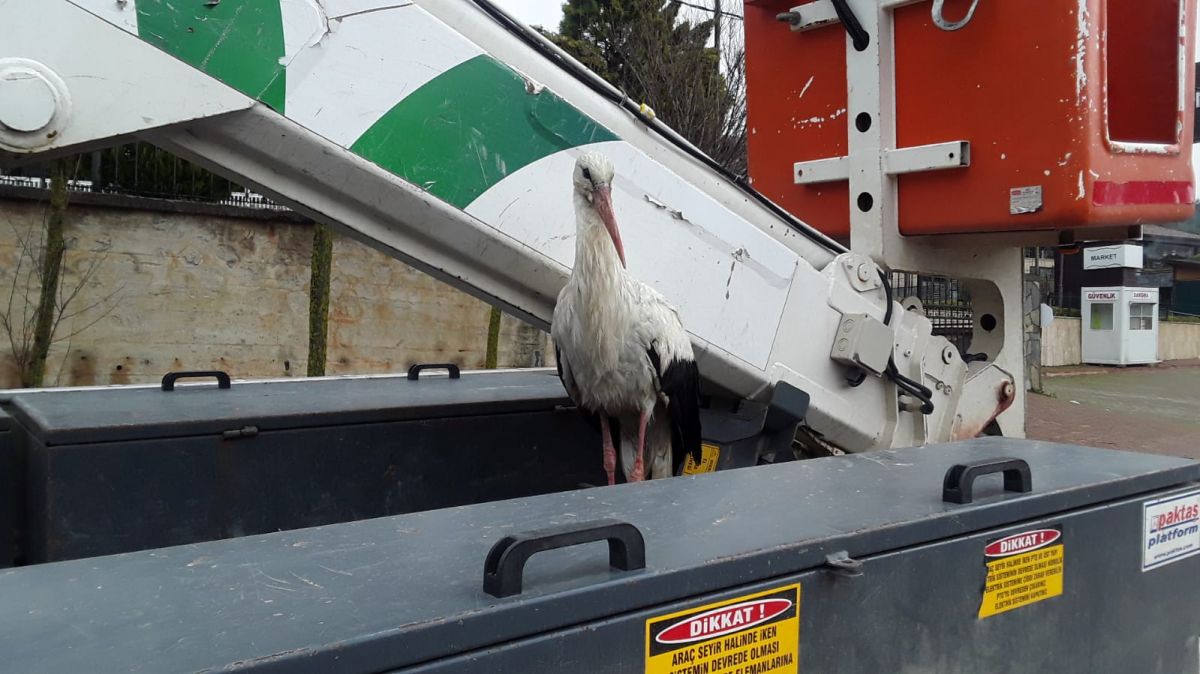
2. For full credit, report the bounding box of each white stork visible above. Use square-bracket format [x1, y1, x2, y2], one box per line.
[551, 151, 703, 485]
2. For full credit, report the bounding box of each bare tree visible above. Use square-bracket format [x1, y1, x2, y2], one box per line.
[1, 159, 124, 387]
[547, 0, 748, 176]
[485, 307, 502, 368]
[307, 223, 334, 377]
[713, 15, 748, 176]
[627, 9, 747, 175]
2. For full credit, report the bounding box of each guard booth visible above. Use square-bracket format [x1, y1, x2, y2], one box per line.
[1080, 243, 1160, 365]
[1082, 285, 1160, 365]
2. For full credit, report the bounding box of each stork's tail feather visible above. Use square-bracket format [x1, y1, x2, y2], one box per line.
[618, 434, 635, 482]
[619, 417, 674, 481]
[661, 359, 703, 471]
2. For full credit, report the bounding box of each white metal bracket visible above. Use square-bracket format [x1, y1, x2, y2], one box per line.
[788, 0, 970, 222]
[783, 0, 1025, 438]
[795, 140, 970, 184]
[786, 0, 937, 33]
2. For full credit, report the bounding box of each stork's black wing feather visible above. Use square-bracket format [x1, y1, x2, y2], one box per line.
[555, 344, 566, 390]
[648, 344, 703, 472]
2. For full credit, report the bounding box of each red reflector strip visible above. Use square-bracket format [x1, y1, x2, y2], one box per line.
[1093, 180, 1194, 206]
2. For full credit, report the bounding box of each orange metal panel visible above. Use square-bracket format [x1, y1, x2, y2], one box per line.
[745, 0, 851, 237]
[744, 0, 1197, 238]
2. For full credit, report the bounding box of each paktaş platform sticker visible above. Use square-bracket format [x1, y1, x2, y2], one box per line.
[1142, 489, 1200, 572]
[646, 584, 799, 674]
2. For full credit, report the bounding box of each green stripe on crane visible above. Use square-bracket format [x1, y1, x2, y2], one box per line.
[136, 0, 286, 112]
[350, 55, 618, 209]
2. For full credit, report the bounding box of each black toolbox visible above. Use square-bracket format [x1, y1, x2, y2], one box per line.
[0, 406, 12, 566]
[1, 438, 1197, 672]
[2, 368, 600, 564]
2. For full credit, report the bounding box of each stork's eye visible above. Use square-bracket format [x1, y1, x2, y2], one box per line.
[581, 167, 593, 183]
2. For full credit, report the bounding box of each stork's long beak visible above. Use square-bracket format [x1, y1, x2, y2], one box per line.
[594, 184, 626, 267]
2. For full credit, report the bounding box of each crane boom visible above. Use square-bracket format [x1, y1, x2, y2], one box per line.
[0, 0, 1018, 449]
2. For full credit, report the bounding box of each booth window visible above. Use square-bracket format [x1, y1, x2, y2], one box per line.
[1090, 303, 1114, 330]
[1129, 302, 1154, 330]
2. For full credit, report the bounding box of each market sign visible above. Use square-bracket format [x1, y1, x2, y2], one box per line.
[1083, 244, 1143, 270]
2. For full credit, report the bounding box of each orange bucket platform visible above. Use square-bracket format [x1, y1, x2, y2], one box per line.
[744, 0, 1196, 239]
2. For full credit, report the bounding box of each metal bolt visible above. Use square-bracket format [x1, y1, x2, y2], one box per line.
[903, 349, 912, 357]
[935, 381, 944, 392]
[856, 263, 871, 282]
[945, 385, 953, 395]
[776, 10, 802, 25]
[0, 69, 56, 133]
[941, 346, 955, 364]
[1002, 382, 1015, 399]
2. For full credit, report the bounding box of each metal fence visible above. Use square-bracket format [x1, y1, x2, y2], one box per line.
[891, 271, 974, 355]
[0, 175, 98, 193]
[0, 143, 288, 211]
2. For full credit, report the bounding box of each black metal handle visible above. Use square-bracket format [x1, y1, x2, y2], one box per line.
[161, 370, 231, 391]
[942, 457, 1032, 504]
[406, 363, 461, 380]
[830, 0, 870, 51]
[483, 519, 645, 598]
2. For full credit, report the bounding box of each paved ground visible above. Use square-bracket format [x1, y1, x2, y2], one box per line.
[1027, 360, 1200, 459]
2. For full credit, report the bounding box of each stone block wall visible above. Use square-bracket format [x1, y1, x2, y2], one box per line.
[0, 198, 550, 388]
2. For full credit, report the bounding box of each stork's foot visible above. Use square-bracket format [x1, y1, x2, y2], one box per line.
[629, 408, 649, 482]
[629, 456, 645, 482]
[604, 446, 617, 486]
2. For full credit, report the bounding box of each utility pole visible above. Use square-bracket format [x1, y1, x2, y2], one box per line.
[713, 0, 722, 57]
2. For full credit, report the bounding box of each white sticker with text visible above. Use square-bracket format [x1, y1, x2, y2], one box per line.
[1142, 489, 1200, 572]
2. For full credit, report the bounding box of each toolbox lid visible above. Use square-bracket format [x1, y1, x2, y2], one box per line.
[4, 369, 569, 445]
[1, 437, 1197, 673]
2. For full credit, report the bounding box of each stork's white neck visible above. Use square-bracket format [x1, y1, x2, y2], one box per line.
[572, 192, 625, 295]
[569, 192, 628, 366]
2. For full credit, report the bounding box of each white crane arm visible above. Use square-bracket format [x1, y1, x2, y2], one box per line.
[0, 0, 1016, 449]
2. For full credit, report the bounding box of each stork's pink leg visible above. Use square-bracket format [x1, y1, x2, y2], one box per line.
[599, 416, 617, 486]
[630, 410, 649, 482]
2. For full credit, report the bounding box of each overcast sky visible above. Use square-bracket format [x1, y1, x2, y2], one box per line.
[494, 0, 563, 30]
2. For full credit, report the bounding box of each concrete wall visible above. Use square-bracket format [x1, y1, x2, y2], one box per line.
[1040, 316, 1200, 365]
[1040, 317, 1082, 367]
[0, 198, 551, 388]
[1159, 321, 1200, 361]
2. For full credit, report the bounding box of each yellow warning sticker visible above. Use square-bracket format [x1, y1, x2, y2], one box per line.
[978, 527, 1064, 619]
[646, 583, 799, 674]
[682, 443, 721, 475]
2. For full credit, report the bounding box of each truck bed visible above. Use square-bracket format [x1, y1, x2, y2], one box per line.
[1, 437, 1196, 672]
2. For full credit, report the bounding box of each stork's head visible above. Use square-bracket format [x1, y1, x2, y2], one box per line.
[573, 151, 624, 267]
